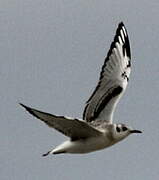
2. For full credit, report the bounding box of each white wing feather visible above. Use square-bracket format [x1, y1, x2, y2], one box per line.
[83, 22, 131, 123]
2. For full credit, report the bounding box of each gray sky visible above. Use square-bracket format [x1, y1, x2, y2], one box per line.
[1, 0, 159, 179]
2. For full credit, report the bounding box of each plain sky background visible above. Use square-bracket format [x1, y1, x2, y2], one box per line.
[1, 0, 159, 179]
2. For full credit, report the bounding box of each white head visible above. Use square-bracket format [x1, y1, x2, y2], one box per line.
[112, 123, 142, 142]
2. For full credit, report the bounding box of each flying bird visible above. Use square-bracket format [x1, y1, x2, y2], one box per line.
[20, 22, 142, 156]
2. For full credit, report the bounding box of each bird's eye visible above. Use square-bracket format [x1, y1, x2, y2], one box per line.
[116, 127, 120, 132]
[122, 127, 127, 131]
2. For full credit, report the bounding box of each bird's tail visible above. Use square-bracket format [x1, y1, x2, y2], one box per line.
[42, 141, 72, 156]
[42, 149, 66, 156]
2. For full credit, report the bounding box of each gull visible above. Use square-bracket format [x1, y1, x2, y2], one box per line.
[20, 22, 142, 156]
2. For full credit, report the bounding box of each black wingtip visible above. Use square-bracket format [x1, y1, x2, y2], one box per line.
[108, 21, 131, 60]
[19, 103, 38, 118]
[117, 22, 131, 59]
[116, 22, 126, 35]
[19, 103, 26, 109]
[19, 103, 31, 112]
[118, 21, 124, 26]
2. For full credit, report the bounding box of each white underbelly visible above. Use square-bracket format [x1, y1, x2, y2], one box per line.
[53, 136, 114, 154]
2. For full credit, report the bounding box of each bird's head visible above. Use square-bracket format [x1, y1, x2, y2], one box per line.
[112, 123, 142, 142]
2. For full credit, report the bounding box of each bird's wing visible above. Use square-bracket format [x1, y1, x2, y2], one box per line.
[20, 104, 102, 140]
[83, 22, 131, 123]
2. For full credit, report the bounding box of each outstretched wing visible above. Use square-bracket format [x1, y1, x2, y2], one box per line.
[83, 22, 131, 123]
[20, 103, 102, 140]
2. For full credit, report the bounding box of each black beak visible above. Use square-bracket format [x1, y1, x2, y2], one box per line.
[130, 130, 142, 134]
